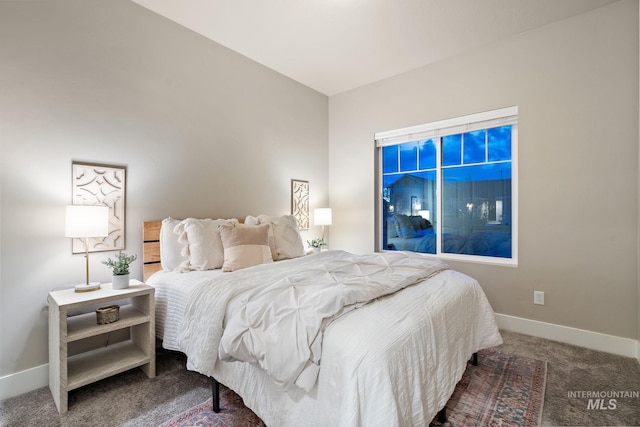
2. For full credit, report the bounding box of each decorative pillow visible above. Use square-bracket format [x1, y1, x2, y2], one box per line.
[219, 223, 274, 272]
[174, 217, 238, 271]
[160, 217, 188, 271]
[243, 216, 278, 260]
[245, 214, 305, 260]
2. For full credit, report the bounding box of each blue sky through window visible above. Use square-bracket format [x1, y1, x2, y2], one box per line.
[383, 125, 512, 182]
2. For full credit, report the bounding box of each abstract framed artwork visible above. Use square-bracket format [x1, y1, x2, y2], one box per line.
[71, 162, 126, 253]
[291, 179, 309, 230]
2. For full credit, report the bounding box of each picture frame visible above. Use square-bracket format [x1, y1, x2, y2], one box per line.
[71, 162, 126, 253]
[291, 179, 309, 230]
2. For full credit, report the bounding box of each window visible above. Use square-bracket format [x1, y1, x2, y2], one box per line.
[375, 107, 517, 265]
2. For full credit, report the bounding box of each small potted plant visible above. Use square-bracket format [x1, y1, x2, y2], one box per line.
[102, 251, 137, 289]
[306, 238, 326, 253]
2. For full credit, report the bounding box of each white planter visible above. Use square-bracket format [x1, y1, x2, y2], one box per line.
[112, 274, 130, 290]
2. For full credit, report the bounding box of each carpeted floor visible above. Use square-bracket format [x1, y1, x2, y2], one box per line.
[1, 330, 639, 426]
[499, 331, 640, 427]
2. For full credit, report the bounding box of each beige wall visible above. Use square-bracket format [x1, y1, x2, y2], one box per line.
[0, 0, 328, 377]
[329, 1, 639, 339]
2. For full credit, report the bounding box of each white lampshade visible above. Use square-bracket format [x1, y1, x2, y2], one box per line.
[65, 205, 109, 238]
[314, 208, 332, 226]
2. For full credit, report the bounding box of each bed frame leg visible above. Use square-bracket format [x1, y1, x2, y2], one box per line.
[434, 353, 477, 424]
[437, 407, 447, 423]
[211, 377, 220, 413]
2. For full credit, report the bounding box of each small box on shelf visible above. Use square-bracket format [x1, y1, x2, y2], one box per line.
[96, 305, 120, 324]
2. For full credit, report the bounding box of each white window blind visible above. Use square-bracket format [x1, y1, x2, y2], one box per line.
[375, 106, 518, 147]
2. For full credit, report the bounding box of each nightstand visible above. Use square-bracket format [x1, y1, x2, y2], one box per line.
[48, 280, 155, 413]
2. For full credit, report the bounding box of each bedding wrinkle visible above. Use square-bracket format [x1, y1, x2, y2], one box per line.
[218, 251, 449, 391]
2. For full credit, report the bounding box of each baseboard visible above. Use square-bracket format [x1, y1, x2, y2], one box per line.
[495, 313, 639, 359]
[0, 362, 48, 400]
[2, 316, 639, 400]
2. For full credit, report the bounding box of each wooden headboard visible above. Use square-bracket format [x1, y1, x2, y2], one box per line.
[142, 220, 162, 282]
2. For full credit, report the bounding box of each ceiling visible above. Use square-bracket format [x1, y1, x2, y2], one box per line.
[131, 0, 619, 96]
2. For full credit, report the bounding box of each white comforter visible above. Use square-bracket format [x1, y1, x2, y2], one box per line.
[148, 250, 503, 427]
[218, 251, 448, 391]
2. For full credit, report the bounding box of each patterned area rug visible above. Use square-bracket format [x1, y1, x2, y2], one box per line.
[159, 388, 265, 427]
[432, 347, 547, 427]
[160, 348, 546, 427]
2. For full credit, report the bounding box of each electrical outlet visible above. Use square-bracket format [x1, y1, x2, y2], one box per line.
[534, 291, 544, 305]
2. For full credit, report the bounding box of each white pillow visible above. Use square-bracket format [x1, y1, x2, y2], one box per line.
[220, 223, 274, 272]
[160, 217, 188, 271]
[174, 217, 238, 271]
[244, 214, 305, 260]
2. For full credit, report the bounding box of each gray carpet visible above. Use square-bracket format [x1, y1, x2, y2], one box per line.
[499, 331, 640, 427]
[1, 349, 212, 427]
[1, 331, 639, 427]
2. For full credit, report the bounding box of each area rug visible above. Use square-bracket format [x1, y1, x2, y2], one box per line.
[158, 387, 265, 427]
[160, 348, 546, 427]
[432, 347, 547, 427]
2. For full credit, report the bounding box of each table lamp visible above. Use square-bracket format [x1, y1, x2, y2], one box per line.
[65, 205, 109, 292]
[314, 208, 332, 250]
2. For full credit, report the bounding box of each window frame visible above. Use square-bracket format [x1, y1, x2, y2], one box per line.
[374, 106, 518, 266]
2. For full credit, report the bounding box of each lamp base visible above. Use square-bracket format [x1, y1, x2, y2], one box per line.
[74, 282, 101, 293]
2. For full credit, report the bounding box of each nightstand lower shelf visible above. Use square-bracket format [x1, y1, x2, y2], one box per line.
[68, 340, 152, 391]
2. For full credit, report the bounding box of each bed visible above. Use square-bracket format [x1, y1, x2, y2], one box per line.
[143, 215, 503, 427]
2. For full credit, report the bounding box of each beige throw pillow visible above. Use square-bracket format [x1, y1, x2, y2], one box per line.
[220, 223, 274, 272]
[244, 214, 305, 260]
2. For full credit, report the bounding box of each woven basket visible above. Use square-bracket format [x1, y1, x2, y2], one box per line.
[96, 305, 120, 325]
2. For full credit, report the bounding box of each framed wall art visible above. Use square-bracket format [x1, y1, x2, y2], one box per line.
[71, 162, 126, 253]
[291, 179, 309, 230]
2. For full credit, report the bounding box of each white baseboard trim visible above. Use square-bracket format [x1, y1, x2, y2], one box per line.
[0, 362, 48, 400]
[496, 313, 640, 360]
